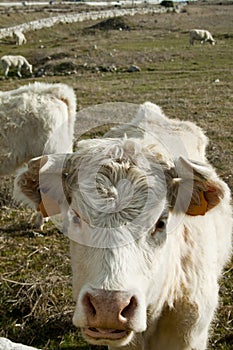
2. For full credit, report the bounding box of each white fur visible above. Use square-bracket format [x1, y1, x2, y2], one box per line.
[107, 101, 208, 161]
[14, 102, 232, 349]
[0, 82, 76, 175]
[13, 30, 27, 45]
[2, 82, 76, 229]
[0, 55, 32, 77]
[189, 29, 216, 46]
[0, 337, 40, 350]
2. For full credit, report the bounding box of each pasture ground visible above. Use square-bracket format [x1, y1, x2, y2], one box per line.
[0, 1, 232, 349]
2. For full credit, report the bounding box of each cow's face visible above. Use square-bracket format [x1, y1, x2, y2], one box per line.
[69, 217, 170, 347]
[15, 138, 224, 347]
[59, 139, 171, 346]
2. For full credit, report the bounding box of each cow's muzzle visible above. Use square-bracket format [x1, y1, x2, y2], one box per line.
[74, 287, 146, 345]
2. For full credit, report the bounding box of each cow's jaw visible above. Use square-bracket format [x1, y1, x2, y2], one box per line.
[82, 327, 134, 346]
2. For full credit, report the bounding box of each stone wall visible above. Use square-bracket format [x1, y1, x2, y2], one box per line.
[0, 7, 166, 39]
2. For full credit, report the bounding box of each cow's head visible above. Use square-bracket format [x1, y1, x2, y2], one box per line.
[14, 137, 225, 347]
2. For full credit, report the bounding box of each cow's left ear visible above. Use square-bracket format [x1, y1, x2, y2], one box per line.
[167, 157, 227, 216]
[14, 154, 73, 218]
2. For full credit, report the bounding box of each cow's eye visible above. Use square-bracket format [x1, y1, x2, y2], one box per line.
[151, 218, 167, 236]
[157, 219, 166, 230]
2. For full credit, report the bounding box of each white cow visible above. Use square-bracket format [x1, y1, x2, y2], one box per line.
[13, 30, 27, 45]
[189, 29, 216, 46]
[0, 55, 32, 77]
[0, 82, 76, 229]
[14, 102, 232, 350]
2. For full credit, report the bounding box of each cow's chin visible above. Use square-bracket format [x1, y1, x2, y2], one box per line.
[82, 327, 134, 346]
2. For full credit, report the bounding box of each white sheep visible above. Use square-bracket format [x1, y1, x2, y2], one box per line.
[189, 29, 216, 45]
[0, 82, 76, 229]
[0, 55, 33, 78]
[13, 30, 27, 45]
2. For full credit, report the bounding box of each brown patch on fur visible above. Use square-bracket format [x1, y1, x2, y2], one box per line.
[151, 300, 199, 349]
[17, 168, 41, 206]
[182, 225, 189, 244]
[186, 190, 208, 216]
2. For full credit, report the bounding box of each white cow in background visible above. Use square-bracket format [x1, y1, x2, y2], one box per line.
[1, 82, 76, 229]
[189, 29, 216, 45]
[0, 55, 32, 77]
[14, 102, 232, 350]
[13, 30, 27, 46]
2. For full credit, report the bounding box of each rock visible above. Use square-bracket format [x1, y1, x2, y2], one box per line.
[0, 338, 40, 350]
[128, 65, 141, 72]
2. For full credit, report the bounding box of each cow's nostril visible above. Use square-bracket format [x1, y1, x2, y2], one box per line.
[83, 293, 97, 317]
[120, 296, 138, 320]
[81, 290, 140, 330]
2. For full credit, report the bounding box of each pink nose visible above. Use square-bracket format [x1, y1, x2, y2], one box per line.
[82, 288, 138, 329]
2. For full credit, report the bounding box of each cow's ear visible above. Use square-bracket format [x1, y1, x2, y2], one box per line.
[168, 157, 226, 216]
[14, 154, 72, 218]
[14, 156, 48, 210]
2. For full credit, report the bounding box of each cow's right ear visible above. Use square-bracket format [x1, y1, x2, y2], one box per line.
[166, 157, 228, 216]
[14, 154, 71, 218]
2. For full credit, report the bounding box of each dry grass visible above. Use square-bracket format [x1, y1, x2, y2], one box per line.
[0, 1, 232, 349]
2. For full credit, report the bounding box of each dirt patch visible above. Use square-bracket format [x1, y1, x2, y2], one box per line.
[87, 16, 132, 31]
[42, 59, 79, 75]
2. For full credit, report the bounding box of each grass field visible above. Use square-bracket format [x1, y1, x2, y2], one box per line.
[0, 1, 232, 349]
